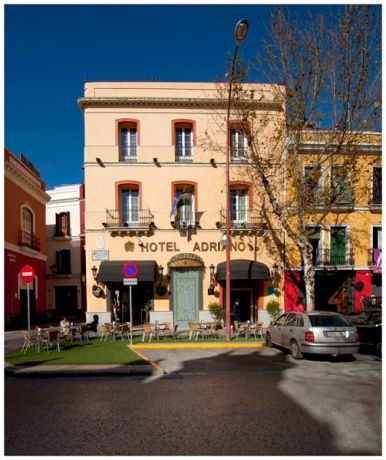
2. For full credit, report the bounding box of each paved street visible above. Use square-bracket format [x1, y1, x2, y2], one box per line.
[5, 347, 381, 456]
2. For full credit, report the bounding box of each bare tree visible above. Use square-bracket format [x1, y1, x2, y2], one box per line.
[217, 5, 381, 311]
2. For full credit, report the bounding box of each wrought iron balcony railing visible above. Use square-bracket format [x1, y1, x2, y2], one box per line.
[370, 189, 382, 206]
[18, 230, 41, 251]
[217, 209, 267, 231]
[102, 209, 154, 229]
[286, 246, 354, 268]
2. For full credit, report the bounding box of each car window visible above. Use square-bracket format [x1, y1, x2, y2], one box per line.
[296, 315, 304, 327]
[285, 313, 298, 326]
[274, 314, 287, 326]
[309, 315, 352, 327]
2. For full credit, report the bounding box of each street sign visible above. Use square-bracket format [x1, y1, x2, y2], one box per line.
[123, 261, 138, 278]
[20, 265, 35, 283]
[123, 278, 138, 285]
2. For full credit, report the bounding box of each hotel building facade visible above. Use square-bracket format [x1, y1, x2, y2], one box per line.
[78, 81, 284, 327]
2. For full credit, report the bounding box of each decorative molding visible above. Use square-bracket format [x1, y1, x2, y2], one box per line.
[78, 96, 282, 112]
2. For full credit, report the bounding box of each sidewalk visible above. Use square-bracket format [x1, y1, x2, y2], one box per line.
[4, 330, 265, 377]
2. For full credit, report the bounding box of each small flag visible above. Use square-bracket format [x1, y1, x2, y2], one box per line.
[170, 189, 194, 218]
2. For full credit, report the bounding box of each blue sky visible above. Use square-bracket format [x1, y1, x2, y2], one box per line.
[5, 4, 379, 188]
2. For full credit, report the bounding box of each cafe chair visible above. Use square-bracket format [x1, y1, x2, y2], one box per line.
[20, 330, 40, 353]
[142, 323, 156, 342]
[40, 329, 61, 353]
[115, 323, 131, 341]
[100, 324, 113, 341]
[166, 323, 179, 340]
[234, 321, 247, 339]
[248, 322, 264, 340]
[188, 321, 203, 340]
[70, 326, 84, 344]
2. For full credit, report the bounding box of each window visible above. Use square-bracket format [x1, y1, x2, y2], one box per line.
[330, 227, 348, 265]
[121, 187, 139, 224]
[56, 249, 71, 274]
[55, 212, 71, 236]
[306, 226, 323, 265]
[330, 165, 352, 205]
[274, 314, 287, 326]
[303, 165, 323, 204]
[21, 207, 33, 246]
[230, 127, 247, 161]
[373, 226, 382, 250]
[285, 313, 298, 326]
[119, 125, 137, 160]
[175, 125, 193, 160]
[372, 166, 382, 205]
[231, 188, 248, 224]
[309, 314, 352, 327]
[171, 185, 195, 226]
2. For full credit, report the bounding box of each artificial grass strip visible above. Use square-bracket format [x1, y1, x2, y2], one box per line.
[5, 339, 148, 366]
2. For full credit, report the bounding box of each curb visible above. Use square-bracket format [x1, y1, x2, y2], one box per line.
[4, 362, 159, 377]
[130, 342, 265, 349]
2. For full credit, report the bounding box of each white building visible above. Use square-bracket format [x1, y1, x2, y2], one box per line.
[45, 184, 86, 318]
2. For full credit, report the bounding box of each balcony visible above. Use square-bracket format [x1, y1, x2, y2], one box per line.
[216, 209, 267, 233]
[286, 246, 355, 268]
[170, 211, 200, 230]
[175, 143, 193, 163]
[18, 230, 41, 251]
[369, 189, 382, 212]
[102, 209, 154, 230]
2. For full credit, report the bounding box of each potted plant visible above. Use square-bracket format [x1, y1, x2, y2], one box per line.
[266, 300, 281, 323]
[142, 300, 152, 324]
[208, 301, 222, 324]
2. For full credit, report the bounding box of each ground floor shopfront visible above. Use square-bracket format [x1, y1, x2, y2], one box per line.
[85, 233, 280, 328]
[4, 248, 47, 329]
[284, 268, 382, 313]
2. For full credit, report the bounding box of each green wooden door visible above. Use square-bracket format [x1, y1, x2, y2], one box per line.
[172, 269, 201, 328]
[330, 227, 347, 265]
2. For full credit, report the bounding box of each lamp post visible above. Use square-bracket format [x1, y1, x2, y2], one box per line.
[225, 19, 249, 341]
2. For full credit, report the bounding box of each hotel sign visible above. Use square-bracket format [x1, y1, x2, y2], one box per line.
[139, 241, 257, 253]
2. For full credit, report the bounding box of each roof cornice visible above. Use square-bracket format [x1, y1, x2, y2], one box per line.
[77, 96, 283, 112]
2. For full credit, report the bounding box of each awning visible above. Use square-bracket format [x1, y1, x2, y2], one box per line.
[98, 261, 157, 282]
[216, 259, 271, 281]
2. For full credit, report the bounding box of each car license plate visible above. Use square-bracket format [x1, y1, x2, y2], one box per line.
[326, 331, 346, 337]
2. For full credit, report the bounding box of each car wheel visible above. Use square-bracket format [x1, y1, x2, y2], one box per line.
[266, 332, 273, 348]
[290, 340, 304, 360]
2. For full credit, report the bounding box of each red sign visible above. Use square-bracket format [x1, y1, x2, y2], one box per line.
[123, 261, 138, 278]
[20, 265, 35, 283]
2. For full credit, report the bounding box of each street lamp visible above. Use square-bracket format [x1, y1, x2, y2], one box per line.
[225, 19, 249, 341]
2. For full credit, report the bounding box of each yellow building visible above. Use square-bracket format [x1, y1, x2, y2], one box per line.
[78, 81, 284, 326]
[284, 130, 382, 313]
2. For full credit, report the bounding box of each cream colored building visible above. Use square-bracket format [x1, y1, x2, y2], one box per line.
[78, 82, 283, 327]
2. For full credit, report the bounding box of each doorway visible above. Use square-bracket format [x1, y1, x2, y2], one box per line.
[231, 289, 252, 322]
[55, 286, 78, 316]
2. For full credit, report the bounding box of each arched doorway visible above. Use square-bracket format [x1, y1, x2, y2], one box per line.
[168, 254, 204, 328]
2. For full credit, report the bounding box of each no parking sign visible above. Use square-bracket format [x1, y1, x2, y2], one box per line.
[122, 261, 138, 278]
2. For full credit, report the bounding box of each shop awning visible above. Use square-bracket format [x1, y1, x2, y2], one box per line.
[216, 259, 271, 281]
[97, 261, 157, 282]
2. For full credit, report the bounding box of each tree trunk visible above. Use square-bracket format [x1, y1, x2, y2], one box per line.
[301, 243, 316, 312]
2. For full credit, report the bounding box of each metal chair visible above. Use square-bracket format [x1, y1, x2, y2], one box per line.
[115, 323, 131, 341]
[40, 329, 61, 353]
[248, 322, 264, 339]
[20, 330, 40, 353]
[142, 323, 156, 342]
[234, 321, 247, 339]
[188, 321, 203, 340]
[100, 324, 113, 341]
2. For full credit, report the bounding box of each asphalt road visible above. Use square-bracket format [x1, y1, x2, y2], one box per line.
[5, 347, 381, 456]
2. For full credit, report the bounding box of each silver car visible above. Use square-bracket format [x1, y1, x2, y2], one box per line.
[266, 311, 359, 359]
